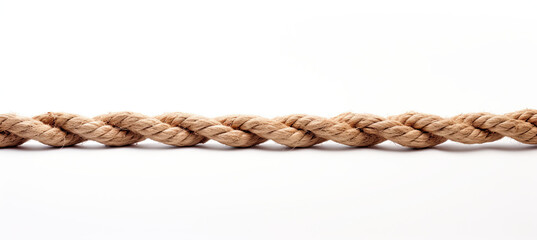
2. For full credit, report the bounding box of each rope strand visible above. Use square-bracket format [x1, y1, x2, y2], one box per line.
[1, 110, 536, 148]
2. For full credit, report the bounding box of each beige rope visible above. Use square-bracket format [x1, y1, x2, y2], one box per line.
[1, 110, 536, 148]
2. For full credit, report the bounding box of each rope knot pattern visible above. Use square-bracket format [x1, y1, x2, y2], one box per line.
[1, 110, 537, 148]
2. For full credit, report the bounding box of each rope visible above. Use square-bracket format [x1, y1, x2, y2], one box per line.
[1, 110, 536, 148]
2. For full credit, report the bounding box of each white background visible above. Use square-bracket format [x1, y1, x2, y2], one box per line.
[1, 0, 537, 239]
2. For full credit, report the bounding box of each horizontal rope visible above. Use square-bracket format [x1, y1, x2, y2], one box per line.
[1, 110, 536, 148]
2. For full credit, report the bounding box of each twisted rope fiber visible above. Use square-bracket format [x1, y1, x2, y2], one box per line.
[1, 110, 537, 148]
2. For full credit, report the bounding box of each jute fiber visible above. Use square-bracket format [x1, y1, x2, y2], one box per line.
[1, 110, 536, 148]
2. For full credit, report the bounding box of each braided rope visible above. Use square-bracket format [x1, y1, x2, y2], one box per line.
[1, 110, 536, 148]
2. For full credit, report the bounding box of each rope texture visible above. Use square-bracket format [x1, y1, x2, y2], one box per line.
[1, 110, 536, 148]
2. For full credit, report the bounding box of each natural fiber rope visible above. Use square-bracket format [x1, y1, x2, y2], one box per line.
[1, 110, 536, 148]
